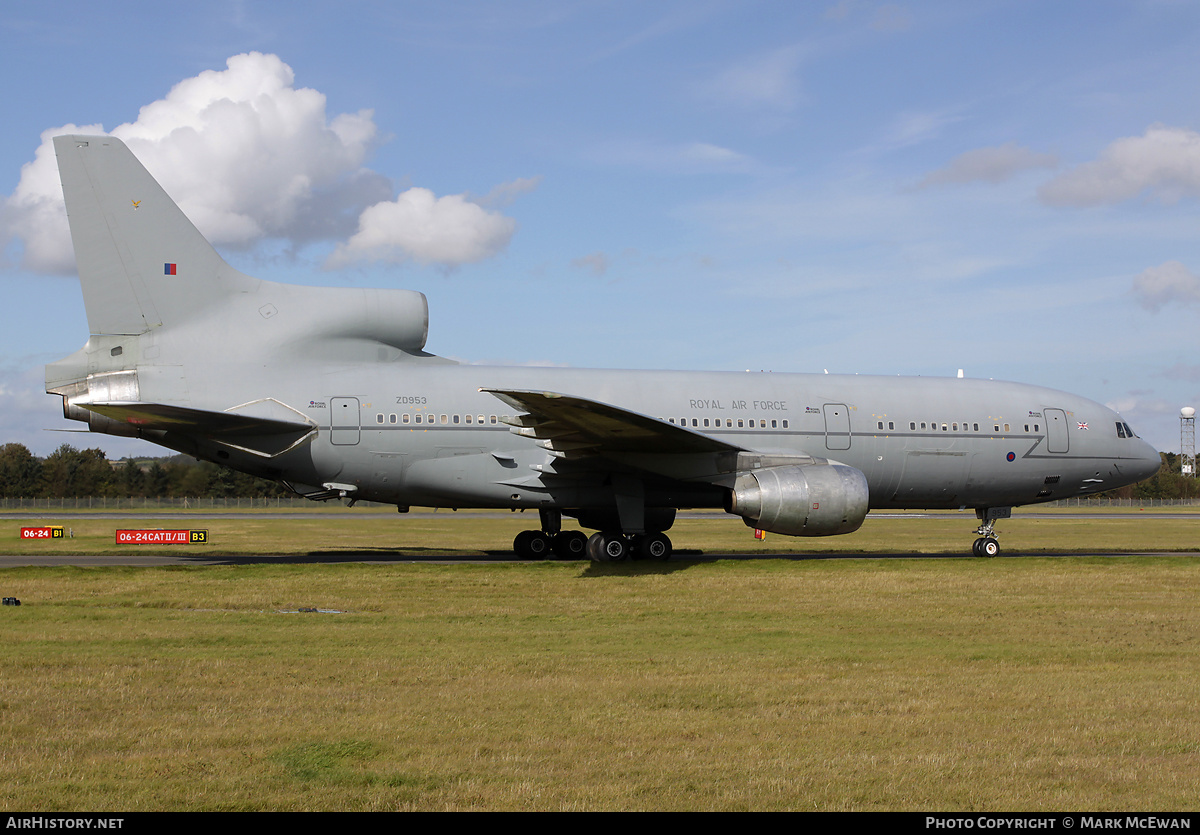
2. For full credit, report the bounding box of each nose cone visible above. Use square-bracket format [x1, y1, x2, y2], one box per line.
[1127, 440, 1162, 483]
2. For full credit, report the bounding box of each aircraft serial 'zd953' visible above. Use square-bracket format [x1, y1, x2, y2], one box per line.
[46, 135, 1160, 559]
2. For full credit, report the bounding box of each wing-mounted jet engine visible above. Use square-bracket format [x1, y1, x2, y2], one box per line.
[727, 460, 870, 537]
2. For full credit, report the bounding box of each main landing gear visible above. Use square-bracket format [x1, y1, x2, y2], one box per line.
[512, 528, 588, 560]
[512, 510, 673, 561]
[513, 508, 589, 560]
[971, 507, 1011, 557]
[585, 531, 673, 562]
[512, 528, 674, 560]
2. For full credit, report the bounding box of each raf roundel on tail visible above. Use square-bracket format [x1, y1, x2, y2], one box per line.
[46, 135, 1162, 559]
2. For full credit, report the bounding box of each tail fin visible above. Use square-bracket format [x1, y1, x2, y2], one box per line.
[54, 135, 256, 335]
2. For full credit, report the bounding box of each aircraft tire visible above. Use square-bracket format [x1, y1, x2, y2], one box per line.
[552, 530, 588, 560]
[586, 531, 628, 562]
[981, 537, 1000, 557]
[514, 530, 552, 559]
[972, 538, 983, 557]
[633, 532, 672, 560]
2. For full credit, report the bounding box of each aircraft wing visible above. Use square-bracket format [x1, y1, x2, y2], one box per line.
[481, 388, 745, 457]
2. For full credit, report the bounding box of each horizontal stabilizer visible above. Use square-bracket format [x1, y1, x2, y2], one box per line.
[81, 401, 316, 458]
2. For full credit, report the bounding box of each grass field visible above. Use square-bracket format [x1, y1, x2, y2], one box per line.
[1, 511, 1198, 810]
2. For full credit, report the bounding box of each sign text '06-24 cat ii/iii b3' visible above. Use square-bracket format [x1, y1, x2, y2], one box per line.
[46, 136, 1161, 560]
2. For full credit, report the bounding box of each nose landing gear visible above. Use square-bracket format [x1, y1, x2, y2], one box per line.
[971, 507, 1010, 557]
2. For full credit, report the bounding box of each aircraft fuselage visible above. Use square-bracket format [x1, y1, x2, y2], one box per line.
[147, 358, 1158, 513]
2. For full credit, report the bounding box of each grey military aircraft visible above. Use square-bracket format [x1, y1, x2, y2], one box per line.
[45, 135, 1161, 560]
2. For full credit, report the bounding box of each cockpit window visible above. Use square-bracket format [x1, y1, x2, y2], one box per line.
[1116, 422, 1127, 439]
[1123, 422, 1136, 438]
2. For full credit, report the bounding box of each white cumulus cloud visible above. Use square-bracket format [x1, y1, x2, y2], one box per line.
[3, 52, 526, 274]
[4, 53, 384, 273]
[327, 187, 518, 268]
[1039, 124, 1200, 207]
[1131, 260, 1200, 311]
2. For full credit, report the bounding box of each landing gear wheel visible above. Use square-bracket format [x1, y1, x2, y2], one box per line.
[632, 532, 672, 560]
[972, 507, 1009, 559]
[552, 530, 588, 560]
[513, 530, 552, 559]
[586, 531, 628, 562]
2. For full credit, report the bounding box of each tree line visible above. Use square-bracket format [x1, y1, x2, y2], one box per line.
[0, 443, 291, 499]
[1, 441, 1197, 501]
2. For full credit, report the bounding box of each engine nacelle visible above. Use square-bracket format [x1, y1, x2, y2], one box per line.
[301, 287, 430, 352]
[728, 463, 869, 536]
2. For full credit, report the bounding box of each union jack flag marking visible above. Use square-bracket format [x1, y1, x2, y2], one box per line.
[1077, 422, 1089, 430]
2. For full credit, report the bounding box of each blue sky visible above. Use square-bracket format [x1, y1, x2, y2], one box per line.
[3, 0, 1199, 457]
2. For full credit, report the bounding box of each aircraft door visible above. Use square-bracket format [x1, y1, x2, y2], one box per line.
[1045, 408, 1068, 453]
[330, 397, 361, 445]
[823, 403, 851, 450]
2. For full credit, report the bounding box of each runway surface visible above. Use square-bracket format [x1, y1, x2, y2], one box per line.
[3, 509, 1195, 567]
[0, 549, 1194, 568]
[3, 510, 1197, 521]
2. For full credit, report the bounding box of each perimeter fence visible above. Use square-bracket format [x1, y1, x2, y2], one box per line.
[0, 496, 394, 511]
[1, 496, 1198, 511]
[1046, 497, 1200, 507]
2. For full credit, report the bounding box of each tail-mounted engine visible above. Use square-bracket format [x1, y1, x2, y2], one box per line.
[727, 462, 869, 536]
